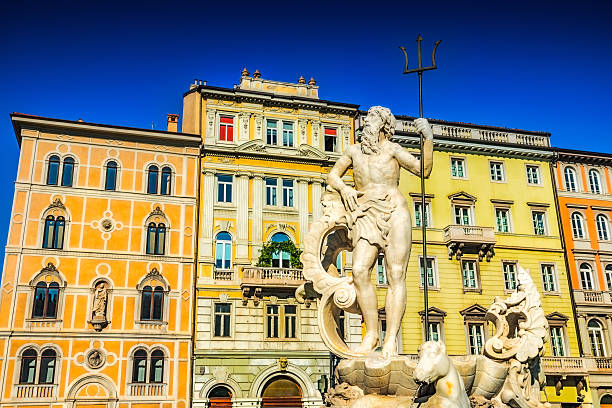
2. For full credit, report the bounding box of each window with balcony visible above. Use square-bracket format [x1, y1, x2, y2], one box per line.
[495, 208, 510, 232]
[104, 161, 118, 191]
[19, 348, 57, 385]
[531, 211, 547, 235]
[219, 116, 234, 142]
[215, 232, 232, 269]
[571, 212, 586, 239]
[503, 262, 517, 291]
[589, 169, 602, 194]
[414, 202, 431, 227]
[489, 161, 505, 182]
[145, 222, 166, 255]
[526, 165, 541, 185]
[282, 179, 294, 207]
[606, 265, 612, 290]
[42, 215, 65, 249]
[270, 232, 291, 268]
[419, 257, 437, 288]
[140, 285, 164, 321]
[588, 320, 607, 357]
[454, 205, 472, 225]
[324, 127, 338, 152]
[377, 254, 387, 285]
[217, 175, 233, 203]
[467, 324, 484, 355]
[131, 349, 165, 384]
[580, 263, 595, 290]
[550, 326, 566, 356]
[214, 303, 231, 337]
[32, 281, 59, 319]
[461, 260, 479, 291]
[597, 214, 610, 241]
[541, 264, 557, 293]
[564, 167, 578, 191]
[450, 157, 466, 178]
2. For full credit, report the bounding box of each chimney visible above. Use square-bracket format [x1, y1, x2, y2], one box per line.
[167, 114, 179, 132]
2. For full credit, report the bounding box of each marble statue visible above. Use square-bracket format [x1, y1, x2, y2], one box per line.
[90, 281, 109, 331]
[297, 106, 549, 408]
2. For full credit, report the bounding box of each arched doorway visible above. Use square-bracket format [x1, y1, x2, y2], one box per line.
[601, 394, 612, 408]
[208, 385, 232, 408]
[261, 375, 302, 408]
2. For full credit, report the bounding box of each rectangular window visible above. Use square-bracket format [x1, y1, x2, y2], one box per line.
[214, 303, 231, 337]
[219, 116, 234, 142]
[541, 264, 557, 292]
[265, 178, 277, 206]
[606, 265, 612, 290]
[282, 179, 294, 207]
[266, 305, 279, 338]
[454, 206, 472, 225]
[451, 158, 466, 178]
[377, 254, 387, 285]
[215, 240, 232, 269]
[462, 260, 478, 289]
[217, 175, 233, 203]
[414, 202, 431, 227]
[503, 262, 517, 291]
[419, 257, 437, 288]
[429, 322, 441, 342]
[532, 211, 546, 235]
[468, 323, 484, 354]
[495, 208, 510, 232]
[324, 127, 338, 152]
[526, 165, 541, 185]
[266, 119, 278, 145]
[284, 305, 297, 338]
[490, 161, 504, 182]
[550, 326, 565, 356]
[282, 122, 294, 147]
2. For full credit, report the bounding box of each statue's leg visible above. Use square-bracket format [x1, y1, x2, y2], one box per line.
[351, 239, 380, 354]
[381, 214, 411, 358]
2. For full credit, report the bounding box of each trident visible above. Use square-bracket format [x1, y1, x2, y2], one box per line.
[400, 35, 441, 342]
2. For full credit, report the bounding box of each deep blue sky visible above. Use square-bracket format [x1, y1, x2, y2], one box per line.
[1, 0, 611, 257]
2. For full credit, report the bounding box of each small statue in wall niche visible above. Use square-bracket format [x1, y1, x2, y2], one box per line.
[90, 281, 110, 331]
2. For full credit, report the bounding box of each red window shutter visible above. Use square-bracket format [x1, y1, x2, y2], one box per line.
[227, 125, 233, 141]
[220, 116, 233, 124]
[219, 125, 227, 141]
[324, 127, 337, 135]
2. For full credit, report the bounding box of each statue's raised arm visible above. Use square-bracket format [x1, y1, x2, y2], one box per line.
[392, 117, 434, 178]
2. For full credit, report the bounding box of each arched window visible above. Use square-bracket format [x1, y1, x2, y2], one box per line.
[32, 281, 59, 319]
[270, 232, 291, 268]
[597, 214, 610, 241]
[580, 263, 594, 290]
[42, 215, 65, 250]
[571, 212, 585, 239]
[160, 167, 171, 195]
[105, 161, 118, 191]
[47, 155, 60, 185]
[146, 222, 166, 255]
[39, 349, 56, 384]
[140, 285, 164, 321]
[132, 349, 147, 383]
[564, 167, 577, 191]
[589, 169, 602, 194]
[19, 348, 37, 384]
[61, 157, 75, 187]
[215, 232, 232, 269]
[588, 320, 607, 357]
[149, 350, 164, 383]
[261, 376, 302, 408]
[147, 165, 159, 194]
[131, 349, 165, 384]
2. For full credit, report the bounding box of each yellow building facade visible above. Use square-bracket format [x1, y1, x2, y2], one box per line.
[0, 114, 199, 408]
[378, 115, 586, 407]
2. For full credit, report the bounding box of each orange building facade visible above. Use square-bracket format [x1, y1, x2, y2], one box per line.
[0, 114, 200, 408]
[555, 149, 612, 407]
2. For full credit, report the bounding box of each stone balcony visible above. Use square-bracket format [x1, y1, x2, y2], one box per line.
[213, 268, 234, 281]
[241, 267, 305, 305]
[541, 356, 612, 374]
[443, 225, 496, 261]
[573, 290, 612, 306]
[128, 383, 167, 397]
[14, 384, 57, 399]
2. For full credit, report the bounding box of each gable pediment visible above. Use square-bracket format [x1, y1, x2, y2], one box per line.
[459, 303, 488, 319]
[546, 311, 569, 323]
[418, 306, 447, 318]
[448, 191, 477, 202]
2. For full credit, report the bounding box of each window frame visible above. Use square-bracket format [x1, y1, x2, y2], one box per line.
[450, 156, 467, 179]
[564, 166, 578, 192]
[571, 212, 587, 239]
[213, 302, 232, 338]
[104, 160, 119, 191]
[461, 259, 481, 293]
[265, 177, 278, 206]
[324, 126, 339, 153]
[588, 319, 607, 357]
[540, 263, 559, 294]
[453, 204, 473, 226]
[525, 164, 542, 185]
[418, 256, 439, 290]
[219, 115, 235, 143]
[264, 302, 299, 340]
[139, 285, 165, 321]
[605, 264, 612, 290]
[42, 215, 65, 250]
[214, 232, 233, 270]
[414, 201, 432, 228]
[18, 347, 59, 386]
[589, 168, 603, 194]
[502, 261, 518, 292]
[282, 179, 294, 207]
[549, 325, 568, 357]
[216, 174, 233, 203]
[596, 214, 611, 241]
[60, 156, 75, 187]
[579, 262, 595, 290]
[46, 155, 61, 185]
[130, 348, 166, 385]
[145, 222, 167, 255]
[531, 210, 548, 236]
[494, 207, 512, 233]
[489, 160, 505, 182]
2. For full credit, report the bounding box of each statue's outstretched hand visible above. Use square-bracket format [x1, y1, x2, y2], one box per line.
[415, 118, 433, 140]
[340, 186, 360, 212]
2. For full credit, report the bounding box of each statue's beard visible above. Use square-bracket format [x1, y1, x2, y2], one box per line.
[361, 127, 382, 155]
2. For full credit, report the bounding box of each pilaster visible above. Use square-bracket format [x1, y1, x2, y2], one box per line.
[312, 179, 323, 221]
[239, 112, 251, 143]
[577, 314, 593, 356]
[254, 114, 263, 141]
[205, 110, 216, 145]
[312, 120, 321, 150]
[297, 178, 309, 247]
[236, 173, 250, 264]
[201, 170, 216, 260]
[252, 175, 264, 257]
[298, 119, 308, 146]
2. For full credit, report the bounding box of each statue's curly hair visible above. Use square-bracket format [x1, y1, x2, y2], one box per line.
[368, 106, 396, 137]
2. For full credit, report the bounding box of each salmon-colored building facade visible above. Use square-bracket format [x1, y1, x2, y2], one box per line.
[0, 114, 199, 408]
